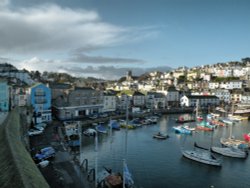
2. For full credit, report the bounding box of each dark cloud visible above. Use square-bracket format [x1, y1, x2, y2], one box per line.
[69, 52, 145, 64]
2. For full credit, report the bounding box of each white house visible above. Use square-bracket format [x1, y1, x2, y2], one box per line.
[102, 92, 116, 113]
[180, 95, 220, 107]
[220, 81, 243, 90]
[132, 91, 145, 107]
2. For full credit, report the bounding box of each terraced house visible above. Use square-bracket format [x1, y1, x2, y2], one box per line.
[53, 87, 103, 120]
[29, 83, 52, 123]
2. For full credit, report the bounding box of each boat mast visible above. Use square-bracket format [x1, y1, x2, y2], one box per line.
[123, 96, 129, 188]
[196, 99, 199, 118]
[94, 130, 98, 188]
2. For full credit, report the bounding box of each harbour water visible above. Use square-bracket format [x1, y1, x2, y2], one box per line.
[80, 114, 250, 188]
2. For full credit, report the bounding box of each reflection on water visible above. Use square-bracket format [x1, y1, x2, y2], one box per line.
[79, 114, 250, 188]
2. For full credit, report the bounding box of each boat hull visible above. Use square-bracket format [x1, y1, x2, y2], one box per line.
[211, 146, 247, 158]
[182, 150, 222, 166]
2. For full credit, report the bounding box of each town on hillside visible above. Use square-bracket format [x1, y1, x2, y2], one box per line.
[1, 59, 250, 122]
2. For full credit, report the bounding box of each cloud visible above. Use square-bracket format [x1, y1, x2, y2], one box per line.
[0, 0, 9, 8]
[0, 3, 158, 56]
[14, 56, 171, 80]
[69, 52, 145, 64]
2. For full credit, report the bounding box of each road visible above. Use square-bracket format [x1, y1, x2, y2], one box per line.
[30, 120, 94, 188]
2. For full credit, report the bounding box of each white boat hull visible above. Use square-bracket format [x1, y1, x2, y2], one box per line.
[182, 150, 222, 166]
[211, 146, 247, 158]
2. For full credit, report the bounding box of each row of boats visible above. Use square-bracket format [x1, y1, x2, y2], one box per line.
[83, 116, 160, 136]
[176, 113, 250, 167]
[182, 142, 248, 167]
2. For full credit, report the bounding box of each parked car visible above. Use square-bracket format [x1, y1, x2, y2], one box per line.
[89, 114, 98, 119]
[99, 113, 108, 118]
[34, 146, 55, 163]
[28, 129, 43, 136]
[36, 123, 47, 128]
[34, 125, 44, 131]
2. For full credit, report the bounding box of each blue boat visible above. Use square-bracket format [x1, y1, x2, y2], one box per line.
[96, 123, 108, 134]
[172, 126, 192, 134]
[109, 120, 120, 130]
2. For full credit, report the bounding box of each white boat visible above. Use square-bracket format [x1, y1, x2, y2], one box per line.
[183, 125, 196, 131]
[220, 137, 249, 149]
[182, 150, 222, 166]
[211, 146, 248, 158]
[83, 128, 96, 136]
[220, 123, 249, 149]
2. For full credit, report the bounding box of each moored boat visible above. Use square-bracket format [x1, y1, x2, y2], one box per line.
[182, 150, 222, 167]
[83, 128, 96, 136]
[211, 146, 248, 158]
[220, 137, 249, 149]
[109, 120, 120, 130]
[153, 132, 169, 139]
[96, 123, 108, 134]
[173, 126, 192, 134]
[176, 115, 195, 123]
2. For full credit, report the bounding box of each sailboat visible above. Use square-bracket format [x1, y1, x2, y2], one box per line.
[211, 146, 248, 158]
[98, 97, 134, 188]
[195, 99, 203, 121]
[220, 122, 249, 149]
[182, 142, 222, 167]
[182, 126, 222, 167]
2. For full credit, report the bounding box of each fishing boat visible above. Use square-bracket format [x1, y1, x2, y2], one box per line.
[182, 150, 222, 166]
[211, 146, 248, 158]
[153, 132, 169, 139]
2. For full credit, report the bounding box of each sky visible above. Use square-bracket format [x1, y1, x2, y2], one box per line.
[1, 0, 250, 80]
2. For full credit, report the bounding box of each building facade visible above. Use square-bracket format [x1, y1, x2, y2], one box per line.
[0, 81, 9, 111]
[29, 83, 52, 123]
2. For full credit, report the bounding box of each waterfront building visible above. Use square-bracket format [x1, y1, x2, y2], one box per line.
[29, 83, 52, 123]
[145, 92, 165, 110]
[102, 91, 116, 113]
[0, 80, 9, 111]
[180, 95, 219, 107]
[49, 83, 72, 100]
[132, 91, 145, 108]
[159, 86, 179, 107]
[116, 93, 131, 112]
[53, 87, 103, 120]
